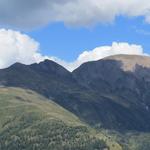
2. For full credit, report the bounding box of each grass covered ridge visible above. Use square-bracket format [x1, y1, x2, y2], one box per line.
[0, 87, 110, 150]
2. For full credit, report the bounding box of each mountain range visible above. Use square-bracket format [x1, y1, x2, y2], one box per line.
[1, 54, 150, 149]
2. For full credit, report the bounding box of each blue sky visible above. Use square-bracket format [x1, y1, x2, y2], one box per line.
[0, 0, 150, 70]
[27, 16, 150, 62]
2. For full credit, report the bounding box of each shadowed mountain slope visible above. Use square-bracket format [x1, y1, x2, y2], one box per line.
[73, 55, 150, 131]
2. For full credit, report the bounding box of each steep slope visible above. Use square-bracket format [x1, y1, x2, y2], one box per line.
[73, 54, 150, 131]
[0, 87, 111, 150]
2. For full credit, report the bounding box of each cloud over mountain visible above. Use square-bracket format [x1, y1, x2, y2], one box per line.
[0, 29, 47, 68]
[0, 0, 150, 29]
[57, 42, 145, 71]
[0, 29, 146, 71]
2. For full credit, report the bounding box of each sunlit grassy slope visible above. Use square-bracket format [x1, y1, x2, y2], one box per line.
[0, 87, 117, 150]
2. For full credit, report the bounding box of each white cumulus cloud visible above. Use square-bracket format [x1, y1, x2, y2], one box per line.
[0, 29, 147, 71]
[55, 42, 146, 71]
[0, 29, 46, 68]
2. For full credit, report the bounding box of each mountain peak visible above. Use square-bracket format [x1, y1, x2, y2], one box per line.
[40, 59, 57, 65]
[35, 59, 71, 76]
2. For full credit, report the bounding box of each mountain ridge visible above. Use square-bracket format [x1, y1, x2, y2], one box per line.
[1, 54, 150, 132]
